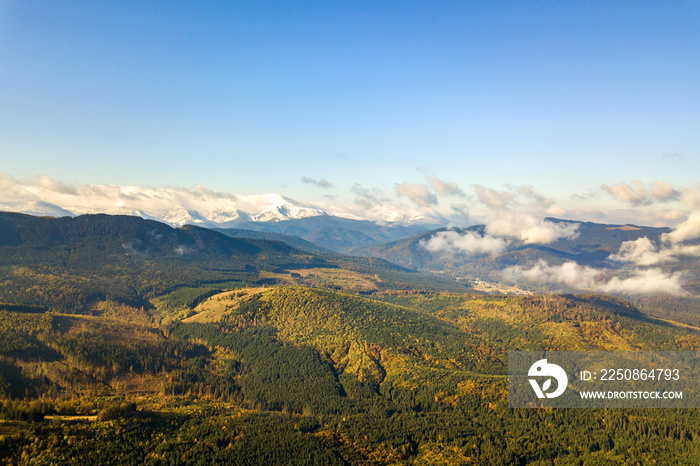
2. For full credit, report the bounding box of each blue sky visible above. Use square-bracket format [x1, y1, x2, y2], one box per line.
[1, 1, 699, 225]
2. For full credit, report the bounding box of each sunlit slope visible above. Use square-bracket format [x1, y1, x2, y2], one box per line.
[0, 306, 204, 399]
[178, 287, 495, 383]
[376, 291, 700, 352]
[3, 288, 700, 464]
[179, 287, 700, 385]
[3, 283, 697, 406]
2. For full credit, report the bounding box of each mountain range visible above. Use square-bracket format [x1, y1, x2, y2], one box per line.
[1, 210, 700, 464]
[0, 197, 441, 253]
[349, 218, 675, 272]
[0, 211, 460, 314]
[0, 195, 446, 230]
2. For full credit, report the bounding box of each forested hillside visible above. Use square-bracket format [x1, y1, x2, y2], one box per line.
[0, 212, 698, 464]
[0, 213, 457, 315]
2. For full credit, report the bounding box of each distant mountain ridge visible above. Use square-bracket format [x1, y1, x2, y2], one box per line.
[0, 195, 333, 228]
[0, 198, 440, 253]
[0, 211, 313, 267]
[212, 228, 333, 254]
[0, 211, 328, 311]
[0, 211, 461, 313]
[0, 193, 447, 231]
[231, 216, 436, 253]
[348, 218, 678, 274]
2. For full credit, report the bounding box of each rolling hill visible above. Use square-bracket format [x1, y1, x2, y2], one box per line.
[0, 212, 463, 315]
[1, 211, 699, 465]
[1, 282, 699, 464]
[0, 212, 325, 313]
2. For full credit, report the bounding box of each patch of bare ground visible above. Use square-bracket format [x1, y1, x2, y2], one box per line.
[605, 225, 642, 231]
[0, 421, 28, 436]
[109, 373, 164, 395]
[52, 314, 163, 342]
[183, 287, 271, 323]
[44, 415, 97, 422]
[285, 268, 381, 292]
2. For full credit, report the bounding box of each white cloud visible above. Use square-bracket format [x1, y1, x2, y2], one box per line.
[663, 211, 700, 243]
[486, 214, 580, 244]
[609, 237, 671, 266]
[301, 176, 333, 188]
[174, 245, 191, 256]
[0, 174, 18, 191]
[420, 230, 510, 256]
[512, 185, 555, 209]
[601, 180, 680, 206]
[396, 182, 438, 207]
[682, 184, 700, 209]
[31, 175, 78, 195]
[0, 174, 322, 219]
[0, 174, 452, 226]
[469, 185, 577, 243]
[650, 181, 680, 202]
[655, 209, 688, 221]
[502, 260, 601, 289]
[428, 175, 464, 197]
[502, 260, 685, 295]
[609, 237, 700, 266]
[601, 180, 650, 205]
[599, 269, 685, 295]
[659, 184, 700, 243]
[474, 185, 513, 207]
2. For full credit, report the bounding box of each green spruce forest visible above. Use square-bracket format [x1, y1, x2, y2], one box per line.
[0, 212, 699, 465]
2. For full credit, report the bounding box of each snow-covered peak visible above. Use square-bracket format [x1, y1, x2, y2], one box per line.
[0, 182, 446, 229]
[251, 203, 329, 223]
[329, 204, 447, 225]
[156, 209, 209, 226]
[203, 209, 251, 225]
[0, 201, 75, 218]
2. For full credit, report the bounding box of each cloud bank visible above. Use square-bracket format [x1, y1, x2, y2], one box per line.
[658, 184, 700, 243]
[428, 175, 464, 197]
[502, 260, 685, 295]
[420, 230, 510, 256]
[609, 237, 700, 266]
[470, 185, 580, 244]
[396, 182, 438, 207]
[419, 184, 581, 256]
[486, 215, 580, 244]
[601, 180, 680, 206]
[0, 174, 329, 222]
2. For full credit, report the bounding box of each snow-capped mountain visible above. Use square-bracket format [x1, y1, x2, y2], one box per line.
[152, 209, 209, 227]
[0, 195, 332, 228]
[251, 204, 329, 223]
[203, 209, 252, 226]
[152, 208, 253, 228]
[0, 187, 450, 236]
[0, 201, 75, 218]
